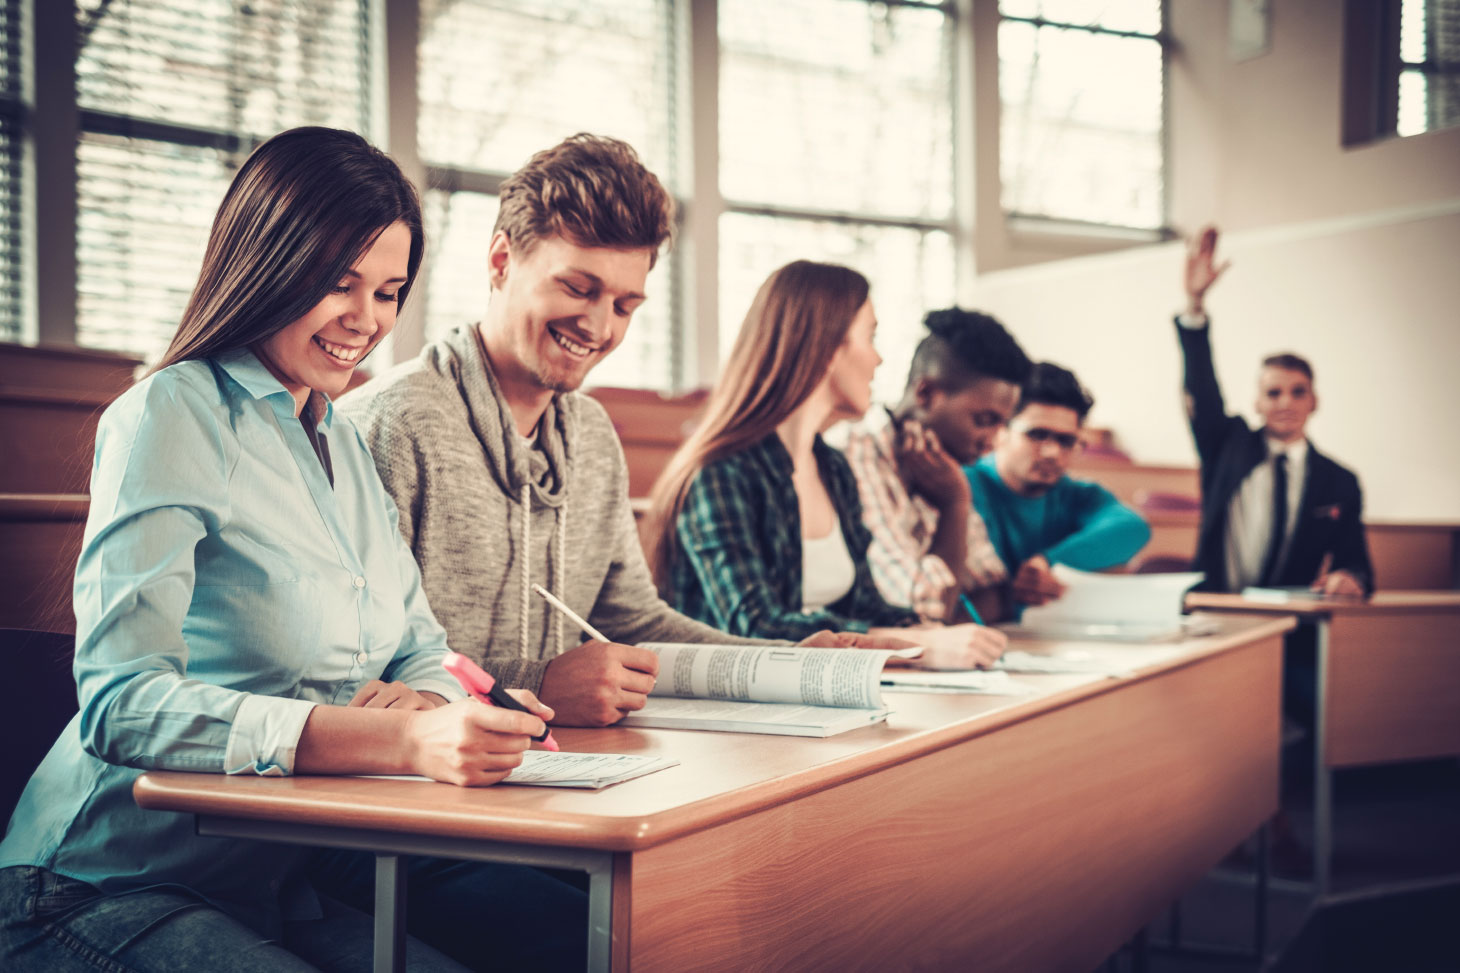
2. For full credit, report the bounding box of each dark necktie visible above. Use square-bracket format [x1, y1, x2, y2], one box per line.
[1259, 453, 1288, 585]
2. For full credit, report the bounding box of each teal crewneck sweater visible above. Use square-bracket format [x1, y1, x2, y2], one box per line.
[967, 455, 1151, 573]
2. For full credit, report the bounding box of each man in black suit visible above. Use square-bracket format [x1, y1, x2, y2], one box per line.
[1176, 225, 1374, 596]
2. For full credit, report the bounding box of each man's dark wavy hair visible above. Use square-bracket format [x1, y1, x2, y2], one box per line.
[904, 307, 1032, 393]
[1017, 361, 1094, 421]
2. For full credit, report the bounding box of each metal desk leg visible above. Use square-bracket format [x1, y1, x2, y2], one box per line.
[375, 854, 407, 973]
[1313, 618, 1332, 899]
[585, 853, 615, 972]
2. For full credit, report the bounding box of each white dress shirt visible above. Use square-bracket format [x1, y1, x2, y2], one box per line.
[0, 350, 463, 937]
[1225, 437, 1309, 589]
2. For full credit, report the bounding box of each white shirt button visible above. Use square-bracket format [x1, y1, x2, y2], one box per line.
[355, 652, 368, 666]
[353, 575, 366, 589]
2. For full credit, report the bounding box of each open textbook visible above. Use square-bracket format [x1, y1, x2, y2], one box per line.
[620, 643, 918, 737]
[1004, 566, 1208, 642]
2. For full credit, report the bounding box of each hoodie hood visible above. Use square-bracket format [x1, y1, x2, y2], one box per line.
[433, 323, 574, 508]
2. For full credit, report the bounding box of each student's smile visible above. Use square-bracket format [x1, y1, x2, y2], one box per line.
[312, 335, 369, 366]
[545, 321, 603, 362]
[254, 221, 411, 414]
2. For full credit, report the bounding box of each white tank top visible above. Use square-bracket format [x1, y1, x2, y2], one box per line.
[801, 522, 856, 613]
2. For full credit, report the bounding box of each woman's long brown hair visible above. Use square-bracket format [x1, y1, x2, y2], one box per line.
[643, 260, 869, 590]
[148, 127, 424, 375]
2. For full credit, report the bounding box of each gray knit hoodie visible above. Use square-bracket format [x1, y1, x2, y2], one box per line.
[338, 324, 757, 693]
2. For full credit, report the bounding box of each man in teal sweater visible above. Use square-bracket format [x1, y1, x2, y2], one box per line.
[967, 362, 1151, 608]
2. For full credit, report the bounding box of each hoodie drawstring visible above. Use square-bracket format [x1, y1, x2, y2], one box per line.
[519, 483, 531, 658]
[552, 499, 566, 652]
[519, 482, 569, 657]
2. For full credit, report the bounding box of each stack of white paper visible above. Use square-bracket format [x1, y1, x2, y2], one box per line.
[1008, 566, 1204, 641]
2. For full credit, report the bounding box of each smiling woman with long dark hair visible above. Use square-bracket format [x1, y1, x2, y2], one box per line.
[0, 128, 582, 972]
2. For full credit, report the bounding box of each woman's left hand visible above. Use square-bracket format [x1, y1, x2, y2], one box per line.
[348, 680, 444, 710]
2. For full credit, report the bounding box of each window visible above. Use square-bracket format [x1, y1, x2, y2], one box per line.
[718, 0, 956, 404]
[1397, 0, 1460, 137]
[417, 0, 680, 390]
[73, 0, 373, 359]
[0, 0, 22, 341]
[16, 0, 966, 395]
[997, 0, 1165, 231]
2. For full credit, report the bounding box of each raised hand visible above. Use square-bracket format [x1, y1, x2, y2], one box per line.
[1184, 225, 1231, 316]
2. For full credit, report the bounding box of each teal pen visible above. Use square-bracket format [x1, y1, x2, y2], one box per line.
[959, 593, 986, 626]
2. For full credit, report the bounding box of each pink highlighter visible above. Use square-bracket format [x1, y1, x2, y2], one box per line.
[442, 651, 560, 752]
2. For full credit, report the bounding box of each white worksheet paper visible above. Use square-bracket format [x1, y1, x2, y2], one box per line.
[1009, 567, 1205, 641]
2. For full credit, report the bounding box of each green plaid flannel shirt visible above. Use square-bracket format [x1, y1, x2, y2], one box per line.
[668, 433, 920, 639]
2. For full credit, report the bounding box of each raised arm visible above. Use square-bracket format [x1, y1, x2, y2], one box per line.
[1175, 226, 1241, 464]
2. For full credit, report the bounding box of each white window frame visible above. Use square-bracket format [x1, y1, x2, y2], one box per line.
[21, 0, 975, 390]
[985, 0, 1171, 247]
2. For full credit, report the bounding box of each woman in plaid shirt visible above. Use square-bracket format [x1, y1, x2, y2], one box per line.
[644, 261, 1007, 667]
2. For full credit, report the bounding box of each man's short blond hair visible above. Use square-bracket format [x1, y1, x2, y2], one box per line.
[493, 134, 675, 267]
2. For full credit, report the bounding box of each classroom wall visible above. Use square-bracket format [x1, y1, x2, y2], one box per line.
[964, 0, 1460, 521]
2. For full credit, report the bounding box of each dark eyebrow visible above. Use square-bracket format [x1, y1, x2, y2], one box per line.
[563, 267, 646, 303]
[343, 269, 409, 285]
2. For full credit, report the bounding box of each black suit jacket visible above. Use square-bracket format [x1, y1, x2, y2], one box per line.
[1175, 320, 1374, 593]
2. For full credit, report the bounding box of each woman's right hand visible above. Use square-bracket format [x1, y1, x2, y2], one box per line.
[403, 691, 553, 786]
[913, 623, 1008, 670]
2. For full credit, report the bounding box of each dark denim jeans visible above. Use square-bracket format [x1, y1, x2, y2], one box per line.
[0, 859, 584, 972]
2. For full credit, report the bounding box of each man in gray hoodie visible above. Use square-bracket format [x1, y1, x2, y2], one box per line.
[342, 135, 889, 728]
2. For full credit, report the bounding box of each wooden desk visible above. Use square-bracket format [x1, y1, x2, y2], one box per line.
[1186, 592, 1460, 896]
[136, 616, 1289, 972]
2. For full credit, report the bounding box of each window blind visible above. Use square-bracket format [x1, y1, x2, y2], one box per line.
[417, 0, 681, 391]
[997, 1, 1165, 230]
[717, 0, 957, 402]
[0, 0, 22, 342]
[719, 0, 953, 221]
[73, 0, 373, 360]
[1398, 0, 1460, 137]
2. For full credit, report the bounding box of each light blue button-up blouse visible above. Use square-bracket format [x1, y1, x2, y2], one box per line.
[0, 350, 464, 934]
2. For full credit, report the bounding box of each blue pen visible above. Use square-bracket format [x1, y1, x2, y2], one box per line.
[959, 593, 986, 626]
